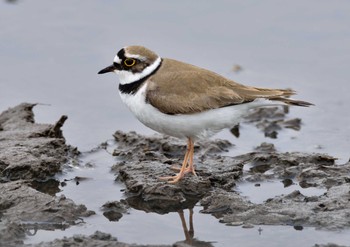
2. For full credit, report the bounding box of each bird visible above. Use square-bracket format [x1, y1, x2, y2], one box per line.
[98, 45, 312, 183]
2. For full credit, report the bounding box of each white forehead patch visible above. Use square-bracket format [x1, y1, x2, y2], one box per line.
[113, 55, 121, 64]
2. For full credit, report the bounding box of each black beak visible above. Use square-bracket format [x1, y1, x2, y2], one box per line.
[98, 64, 117, 74]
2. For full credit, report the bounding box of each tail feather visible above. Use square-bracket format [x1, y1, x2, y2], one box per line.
[270, 97, 314, 107]
[249, 88, 313, 107]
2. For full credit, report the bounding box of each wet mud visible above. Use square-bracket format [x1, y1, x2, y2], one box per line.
[1, 103, 349, 247]
[111, 131, 350, 231]
[0, 104, 94, 247]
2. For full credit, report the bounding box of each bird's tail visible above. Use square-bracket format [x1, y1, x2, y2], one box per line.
[269, 97, 314, 107]
[249, 88, 314, 107]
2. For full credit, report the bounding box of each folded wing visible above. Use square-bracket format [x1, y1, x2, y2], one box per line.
[146, 59, 312, 115]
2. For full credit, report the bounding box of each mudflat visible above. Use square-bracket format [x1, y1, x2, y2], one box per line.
[1, 103, 349, 247]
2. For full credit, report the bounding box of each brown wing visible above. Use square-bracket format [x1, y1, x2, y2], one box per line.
[146, 58, 304, 115]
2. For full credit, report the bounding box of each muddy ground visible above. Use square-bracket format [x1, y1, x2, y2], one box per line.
[0, 103, 349, 247]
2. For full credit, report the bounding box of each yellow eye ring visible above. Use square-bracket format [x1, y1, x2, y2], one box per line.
[124, 58, 136, 67]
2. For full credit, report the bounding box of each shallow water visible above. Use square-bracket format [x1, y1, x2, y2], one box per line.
[238, 162, 328, 204]
[25, 208, 350, 247]
[24, 146, 350, 246]
[1, 0, 350, 246]
[237, 181, 327, 204]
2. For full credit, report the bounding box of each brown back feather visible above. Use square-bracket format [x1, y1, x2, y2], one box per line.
[146, 58, 312, 114]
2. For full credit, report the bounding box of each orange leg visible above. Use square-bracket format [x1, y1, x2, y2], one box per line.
[184, 139, 196, 176]
[169, 139, 191, 172]
[159, 138, 195, 183]
[169, 138, 196, 176]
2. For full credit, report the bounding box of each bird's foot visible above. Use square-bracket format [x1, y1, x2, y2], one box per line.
[159, 168, 197, 183]
[169, 165, 197, 176]
[159, 173, 185, 184]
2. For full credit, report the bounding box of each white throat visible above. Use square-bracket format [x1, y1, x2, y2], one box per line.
[115, 56, 161, 85]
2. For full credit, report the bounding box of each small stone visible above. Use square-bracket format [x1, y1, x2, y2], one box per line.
[242, 223, 254, 228]
[226, 221, 244, 226]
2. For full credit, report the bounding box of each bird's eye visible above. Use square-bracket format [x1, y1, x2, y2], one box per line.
[124, 58, 136, 67]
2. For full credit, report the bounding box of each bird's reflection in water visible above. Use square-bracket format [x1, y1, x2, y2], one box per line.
[126, 196, 214, 246]
[178, 208, 194, 244]
[175, 208, 214, 247]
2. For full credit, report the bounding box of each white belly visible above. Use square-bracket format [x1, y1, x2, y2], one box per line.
[119, 83, 271, 140]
